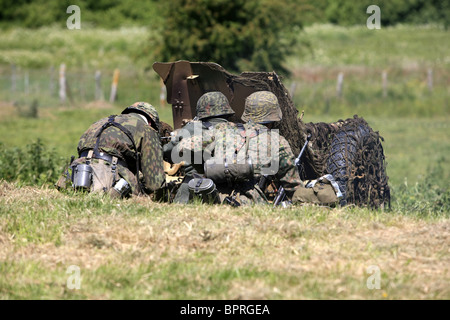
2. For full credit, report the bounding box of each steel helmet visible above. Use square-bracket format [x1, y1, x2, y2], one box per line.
[241, 91, 282, 124]
[122, 102, 160, 130]
[196, 91, 235, 120]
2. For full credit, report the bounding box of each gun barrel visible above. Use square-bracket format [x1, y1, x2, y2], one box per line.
[295, 133, 312, 167]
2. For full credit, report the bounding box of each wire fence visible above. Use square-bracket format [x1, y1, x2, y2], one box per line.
[1, 63, 448, 117]
[0, 64, 165, 109]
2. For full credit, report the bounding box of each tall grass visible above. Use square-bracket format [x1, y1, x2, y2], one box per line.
[0, 139, 64, 186]
[392, 157, 449, 216]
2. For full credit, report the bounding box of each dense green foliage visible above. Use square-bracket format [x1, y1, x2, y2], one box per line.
[393, 158, 449, 216]
[1, 0, 447, 29]
[0, 0, 163, 29]
[0, 140, 64, 186]
[312, 0, 450, 28]
[153, 0, 304, 74]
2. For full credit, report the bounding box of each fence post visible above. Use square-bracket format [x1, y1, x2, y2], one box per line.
[95, 70, 104, 101]
[11, 64, 17, 93]
[109, 69, 120, 103]
[427, 68, 433, 92]
[59, 63, 67, 103]
[336, 72, 344, 98]
[382, 70, 388, 98]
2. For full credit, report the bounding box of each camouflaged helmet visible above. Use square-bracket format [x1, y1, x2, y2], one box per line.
[122, 102, 160, 130]
[241, 91, 282, 124]
[196, 91, 235, 120]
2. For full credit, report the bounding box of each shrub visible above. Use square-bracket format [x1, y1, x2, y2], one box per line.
[154, 0, 305, 75]
[0, 139, 64, 186]
[393, 157, 450, 216]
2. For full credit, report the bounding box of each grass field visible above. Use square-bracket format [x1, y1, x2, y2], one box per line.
[1, 182, 448, 299]
[0, 24, 449, 300]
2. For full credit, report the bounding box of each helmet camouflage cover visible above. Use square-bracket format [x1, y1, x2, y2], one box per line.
[196, 91, 235, 120]
[241, 91, 282, 124]
[122, 102, 160, 130]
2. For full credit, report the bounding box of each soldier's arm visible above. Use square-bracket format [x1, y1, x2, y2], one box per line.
[140, 128, 166, 193]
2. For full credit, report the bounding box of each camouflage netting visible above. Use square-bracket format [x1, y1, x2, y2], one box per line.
[305, 116, 390, 209]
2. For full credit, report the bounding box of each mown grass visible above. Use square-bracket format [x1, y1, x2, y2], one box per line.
[0, 182, 448, 299]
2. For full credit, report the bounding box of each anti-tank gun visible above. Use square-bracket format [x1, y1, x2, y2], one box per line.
[154, 61, 390, 209]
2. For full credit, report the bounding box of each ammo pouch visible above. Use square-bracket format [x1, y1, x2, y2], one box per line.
[204, 157, 254, 184]
[188, 177, 220, 204]
[70, 160, 131, 198]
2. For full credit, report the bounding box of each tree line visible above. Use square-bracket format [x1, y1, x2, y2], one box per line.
[1, 0, 448, 74]
[1, 0, 447, 29]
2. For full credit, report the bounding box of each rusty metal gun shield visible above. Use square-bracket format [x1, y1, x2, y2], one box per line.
[154, 61, 276, 129]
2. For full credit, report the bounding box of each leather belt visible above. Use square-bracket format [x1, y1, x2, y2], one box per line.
[80, 150, 128, 168]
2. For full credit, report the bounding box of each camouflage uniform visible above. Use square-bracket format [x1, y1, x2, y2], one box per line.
[56, 102, 166, 197]
[209, 119, 301, 205]
[177, 92, 302, 206]
[163, 91, 236, 203]
[241, 90, 283, 124]
[204, 91, 302, 206]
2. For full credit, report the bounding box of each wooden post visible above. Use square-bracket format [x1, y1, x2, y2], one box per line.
[59, 63, 67, 103]
[11, 64, 16, 93]
[160, 77, 166, 107]
[336, 72, 344, 98]
[427, 68, 433, 92]
[109, 69, 120, 103]
[382, 70, 388, 98]
[95, 70, 103, 101]
[24, 71, 29, 95]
